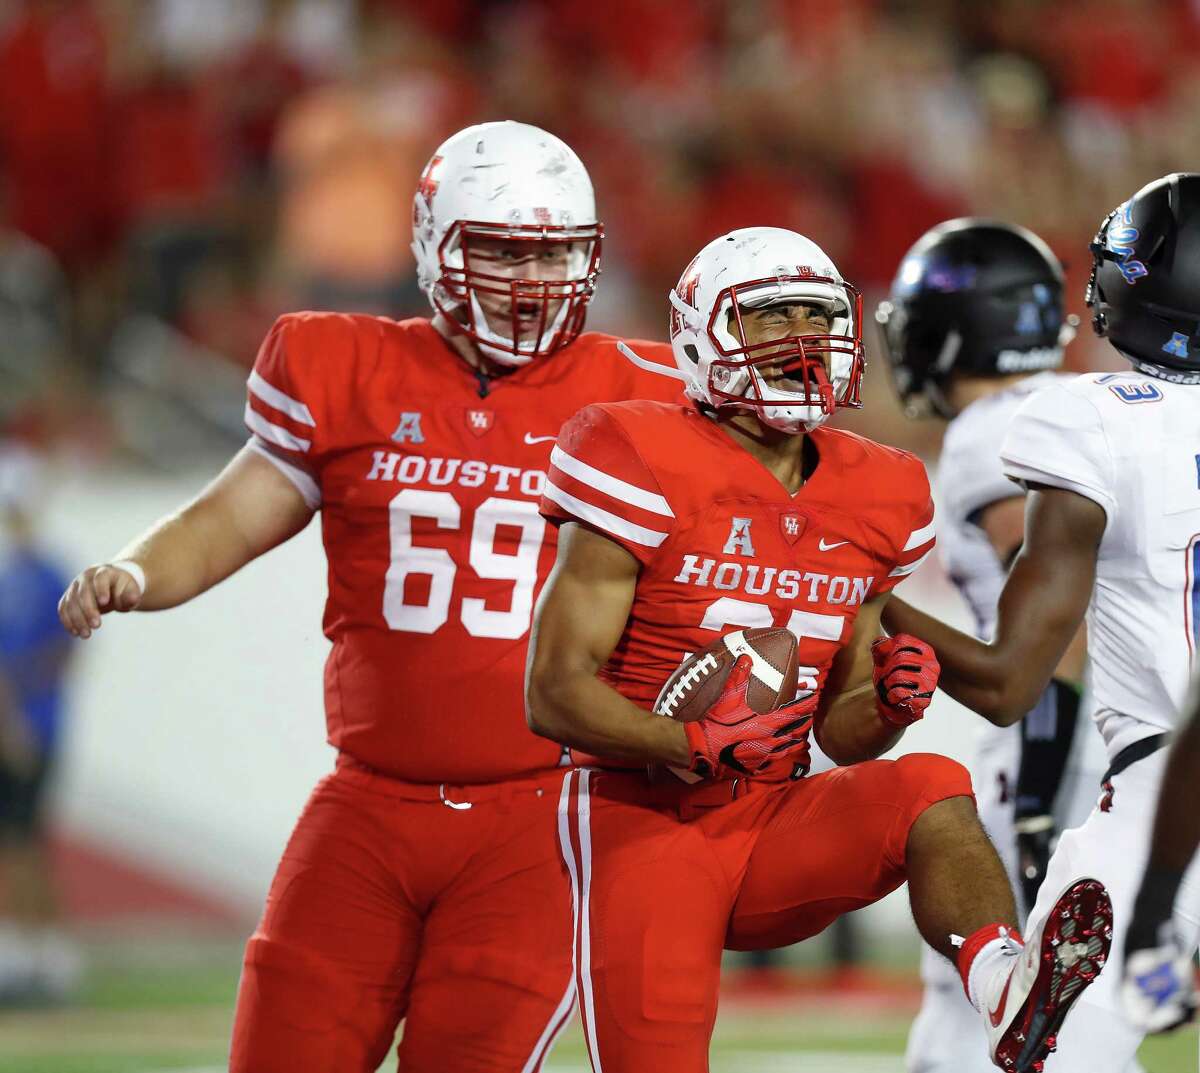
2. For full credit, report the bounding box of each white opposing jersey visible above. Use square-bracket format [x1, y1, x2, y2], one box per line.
[939, 371, 1066, 641]
[1002, 371, 1200, 759]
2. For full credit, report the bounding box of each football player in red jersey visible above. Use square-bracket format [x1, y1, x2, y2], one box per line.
[55, 121, 683, 1073]
[526, 227, 1113, 1073]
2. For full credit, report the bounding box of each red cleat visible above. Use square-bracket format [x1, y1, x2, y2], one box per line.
[983, 878, 1113, 1072]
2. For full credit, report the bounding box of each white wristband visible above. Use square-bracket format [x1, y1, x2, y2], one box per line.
[111, 559, 147, 595]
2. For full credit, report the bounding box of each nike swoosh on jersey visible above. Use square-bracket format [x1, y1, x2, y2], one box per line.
[524, 433, 557, 445]
[818, 538, 849, 551]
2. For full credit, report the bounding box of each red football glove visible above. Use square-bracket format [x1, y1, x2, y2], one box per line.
[684, 656, 817, 780]
[871, 634, 939, 727]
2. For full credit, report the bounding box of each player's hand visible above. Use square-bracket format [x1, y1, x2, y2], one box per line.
[58, 563, 144, 639]
[1014, 814, 1055, 917]
[750, 694, 818, 781]
[1123, 926, 1197, 1034]
[871, 634, 938, 727]
[684, 656, 817, 780]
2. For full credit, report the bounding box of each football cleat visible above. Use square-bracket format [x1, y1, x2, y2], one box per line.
[983, 877, 1113, 1072]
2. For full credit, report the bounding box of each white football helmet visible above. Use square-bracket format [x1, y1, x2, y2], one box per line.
[668, 227, 864, 432]
[411, 121, 602, 365]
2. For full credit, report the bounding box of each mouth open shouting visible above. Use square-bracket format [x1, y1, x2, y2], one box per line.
[730, 300, 836, 404]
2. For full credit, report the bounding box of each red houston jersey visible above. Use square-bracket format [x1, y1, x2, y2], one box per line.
[539, 401, 935, 768]
[244, 313, 682, 783]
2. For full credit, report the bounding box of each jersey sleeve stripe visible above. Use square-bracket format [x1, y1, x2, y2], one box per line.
[544, 479, 670, 548]
[902, 519, 936, 552]
[888, 547, 934, 577]
[248, 370, 316, 427]
[550, 445, 673, 518]
[246, 436, 321, 508]
[244, 402, 312, 453]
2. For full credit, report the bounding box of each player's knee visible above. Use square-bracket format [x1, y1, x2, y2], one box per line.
[889, 754, 975, 840]
[880, 754, 975, 870]
[894, 752, 974, 807]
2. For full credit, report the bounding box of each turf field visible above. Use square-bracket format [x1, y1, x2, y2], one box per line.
[0, 933, 1194, 1073]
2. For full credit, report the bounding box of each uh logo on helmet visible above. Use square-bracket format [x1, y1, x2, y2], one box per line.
[668, 227, 864, 434]
[410, 121, 603, 366]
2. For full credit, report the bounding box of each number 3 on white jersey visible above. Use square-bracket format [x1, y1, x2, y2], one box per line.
[383, 489, 545, 639]
[701, 596, 844, 692]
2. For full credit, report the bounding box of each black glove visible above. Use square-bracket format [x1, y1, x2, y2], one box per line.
[1013, 678, 1081, 917]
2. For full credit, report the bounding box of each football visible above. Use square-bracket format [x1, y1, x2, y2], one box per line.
[653, 627, 800, 723]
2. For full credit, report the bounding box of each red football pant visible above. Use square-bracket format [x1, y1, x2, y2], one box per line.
[230, 760, 576, 1073]
[559, 753, 973, 1073]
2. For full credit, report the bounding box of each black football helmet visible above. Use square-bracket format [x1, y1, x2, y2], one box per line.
[1087, 172, 1200, 378]
[877, 219, 1067, 417]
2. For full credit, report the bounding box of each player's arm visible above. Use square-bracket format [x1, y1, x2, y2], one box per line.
[815, 595, 902, 764]
[882, 484, 1103, 726]
[977, 488, 1088, 738]
[976, 492, 1089, 685]
[525, 522, 691, 766]
[976, 492, 1087, 903]
[59, 445, 314, 638]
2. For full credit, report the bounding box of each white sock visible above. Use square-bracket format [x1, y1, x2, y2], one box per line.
[966, 930, 1022, 1013]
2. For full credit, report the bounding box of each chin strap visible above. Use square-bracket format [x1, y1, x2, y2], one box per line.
[616, 341, 691, 382]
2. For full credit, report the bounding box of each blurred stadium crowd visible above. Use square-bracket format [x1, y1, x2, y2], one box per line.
[2, 0, 1199, 465]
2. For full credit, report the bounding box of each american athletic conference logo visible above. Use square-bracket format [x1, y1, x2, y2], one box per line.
[1163, 332, 1191, 359]
[722, 517, 756, 557]
[392, 412, 425, 445]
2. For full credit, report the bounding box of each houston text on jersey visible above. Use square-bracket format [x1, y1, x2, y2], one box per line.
[672, 554, 873, 606]
[366, 449, 547, 497]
